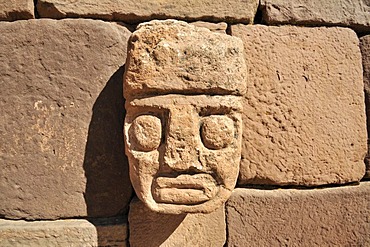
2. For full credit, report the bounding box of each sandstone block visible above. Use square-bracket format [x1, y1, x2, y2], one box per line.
[0, 19, 132, 219]
[0, 0, 34, 21]
[37, 0, 259, 24]
[226, 183, 370, 246]
[361, 35, 370, 179]
[0, 218, 128, 246]
[232, 25, 366, 186]
[124, 20, 245, 214]
[260, 0, 370, 33]
[129, 197, 226, 247]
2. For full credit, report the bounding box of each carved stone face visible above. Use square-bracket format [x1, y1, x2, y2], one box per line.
[123, 20, 246, 214]
[125, 95, 242, 214]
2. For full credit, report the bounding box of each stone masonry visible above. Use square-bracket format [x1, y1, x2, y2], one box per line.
[361, 34, 370, 179]
[0, 19, 132, 220]
[227, 183, 370, 246]
[0, 0, 369, 246]
[0, 0, 34, 21]
[260, 0, 370, 33]
[37, 0, 259, 24]
[129, 197, 226, 247]
[0, 218, 128, 246]
[233, 24, 367, 186]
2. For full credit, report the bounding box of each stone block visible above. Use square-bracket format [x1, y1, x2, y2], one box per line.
[361, 35, 370, 179]
[232, 25, 366, 186]
[37, 0, 259, 24]
[226, 183, 370, 246]
[0, 19, 132, 219]
[0, 0, 34, 21]
[124, 20, 245, 214]
[129, 197, 226, 247]
[260, 0, 370, 33]
[0, 218, 128, 246]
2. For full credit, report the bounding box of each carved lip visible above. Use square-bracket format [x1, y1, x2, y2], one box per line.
[153, 174, 218, 205]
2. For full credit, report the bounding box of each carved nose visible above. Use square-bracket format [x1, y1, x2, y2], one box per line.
[163, 106, 201, 172]
[164, 142, 202, 171]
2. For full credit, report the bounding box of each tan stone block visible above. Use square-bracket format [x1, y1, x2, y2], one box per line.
[0, 218, 128, 246]
[124, 20, 247, 100]
[0, 19, 132, 219]
[0, 0, 34, 21]
[361, 35, 370, 179]
[129, 197, 226, 247]
[124, 20, 245, 214]
[232, 25, 366, 186]
[36, 0, 259, 24]
[87, 217, 128, 247]
[226, 183, 370, 246]
[260, 0, 370, 33]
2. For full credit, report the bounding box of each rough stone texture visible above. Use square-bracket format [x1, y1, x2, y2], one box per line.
[37, 0, 259, 24]
[232, 25, 367, 186]
[0, 19, 132, 219]
[226, 183, 370, 246]
[190, 21, 228, 34]
[0, 0, 34, 21]
[361, 35, 370, 179]
[124, 20, 245, 214]
[260, 0, 370, 33]
[129, 197, 226, 247]
[0, 218, 128, 246]
[124, 20, 247, 100]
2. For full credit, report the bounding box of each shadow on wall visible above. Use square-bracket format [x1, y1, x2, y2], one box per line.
[129, 198, 186, 247]
[82, 65, 186, 245]
[365, 91, 370, 180]
[83, 65, 133, 218]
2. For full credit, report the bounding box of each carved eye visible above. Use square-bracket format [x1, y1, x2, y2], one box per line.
[130, 115, 162, 151]
[201, 116, 234, 150]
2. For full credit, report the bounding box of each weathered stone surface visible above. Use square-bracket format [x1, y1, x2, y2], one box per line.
[125, 95, 242, 214]
[86, 217, 128, 247]
[190, 21, 228, 34]
[0, 218, 128, 246]
[232, 25, 366, 186]
[124, 20, 247, 100]
[129, 197, 226, 247]
[0, 19, 132, 219]
[0, 0, 34, 21]
[361, 35, 370, 179]
[261, 0, 370, 33]
[124, 20, 245, 214]
[226, 183, 370, 246]
[37, 0, 259, 24]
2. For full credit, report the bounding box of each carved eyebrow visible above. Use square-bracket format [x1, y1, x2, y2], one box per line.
[197, 106, 234, 116]
[128, 95, 242, 111]
[127, 103, 237, 119]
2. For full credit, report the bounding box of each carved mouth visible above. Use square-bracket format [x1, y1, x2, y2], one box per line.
[153, 174, 218, 205]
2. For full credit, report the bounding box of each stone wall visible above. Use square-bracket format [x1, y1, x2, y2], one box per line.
[0, 1, 369, 246]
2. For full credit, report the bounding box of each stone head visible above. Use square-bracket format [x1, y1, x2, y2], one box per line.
[124, 20, 246, 214]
